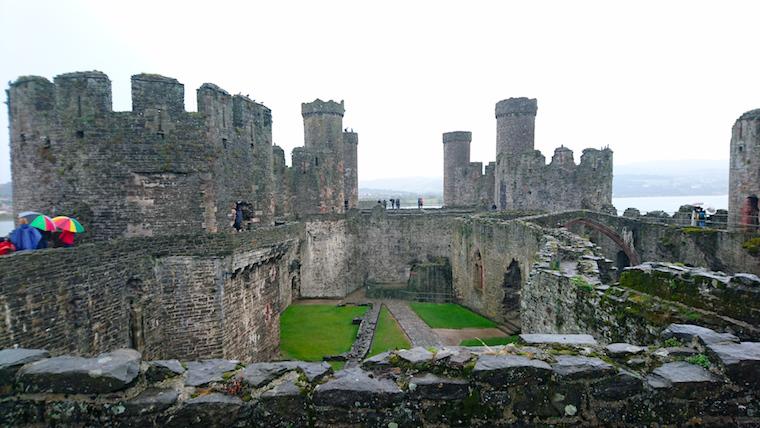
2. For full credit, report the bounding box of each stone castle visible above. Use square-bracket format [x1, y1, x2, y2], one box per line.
[8, 72, 358, 240]
[443, 97, 614, 212]
[729, 108, 760, 230]
[2, 72, 760, 426]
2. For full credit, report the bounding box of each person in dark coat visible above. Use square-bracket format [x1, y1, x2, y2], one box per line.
[9, 218, 42, 251]
[233, 202, 244, 232]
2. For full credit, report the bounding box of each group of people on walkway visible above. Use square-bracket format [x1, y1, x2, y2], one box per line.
[378, 198, 402, 210]
[1, 213, 84, 255]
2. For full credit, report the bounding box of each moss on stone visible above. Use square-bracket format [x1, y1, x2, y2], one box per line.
[742, 237, 760, 256]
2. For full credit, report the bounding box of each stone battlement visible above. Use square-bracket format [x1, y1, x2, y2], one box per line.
[495, 96, 538, 118]
[442, 131, 472, 144]
[301, 98, 345, 117]
[1, 327, 758, 426]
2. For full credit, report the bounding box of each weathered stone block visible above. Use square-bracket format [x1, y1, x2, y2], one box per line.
[0, 348, 49, 385]
[551, 356, 615, 380]
[17, 349, 140, 394]
[519, 333, 597, 346]
[648, 361, 721, 398]
[184, 359, 239, 387]
[605, 343, 645, 357]
[409, 373, 469, 400]
[123, 388, 179, 416]
[145, 359, 185, 382]
[165, 393, 245, 427]
[707, 341, 760, 388]
[590, 368, 644, 400]
[313, 368, 401, 408]
[662, 323, 739, 345]
[472, 354, 552, 386]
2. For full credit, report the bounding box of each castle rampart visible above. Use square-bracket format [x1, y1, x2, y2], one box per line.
[8, 72, 280, 240]
[729, 108, 760, 230]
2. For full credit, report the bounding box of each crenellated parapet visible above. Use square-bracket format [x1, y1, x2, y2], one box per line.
[729, 108, 760, 230]
[301, 98, 344, 117]
[495, 97, 537, 118]
[8, 71, 277, 239]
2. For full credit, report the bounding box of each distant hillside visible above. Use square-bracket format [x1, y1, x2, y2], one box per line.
[613, 159, 728, 197]
[359, 177, 442, 195]
[359, 160, 730, 199]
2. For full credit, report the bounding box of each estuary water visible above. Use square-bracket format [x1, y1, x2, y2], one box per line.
[1, 220, 14, 236]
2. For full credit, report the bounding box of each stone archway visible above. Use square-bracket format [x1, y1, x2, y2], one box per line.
[563, 218, 641, 266]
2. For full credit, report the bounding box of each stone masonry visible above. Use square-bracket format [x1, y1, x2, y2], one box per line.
[443, 97, 614, 212]
[8, 73, 360, 240]
[729, 108, 760, 230]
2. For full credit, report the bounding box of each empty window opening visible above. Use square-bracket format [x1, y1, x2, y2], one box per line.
[77, 95, 82, 117]
[473, 249, 484, 291]
[19, 133, 26, 142]
[76, 130, 84, 139]
[315, 156, 319, 166]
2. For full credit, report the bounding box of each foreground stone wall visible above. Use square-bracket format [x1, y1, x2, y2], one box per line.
[1, 327, 758, 427]
[0, 225, 302, 361]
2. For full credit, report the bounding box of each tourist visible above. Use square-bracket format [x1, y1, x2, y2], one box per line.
[697, 207, 706, 227]
[0, 237, 15, 255]
[58, 230, 76, 248]
[9, 218, 41, 251]
[691, 208, 698, 226]
[234, 202, 244, 232]
[383, 199, 387, 209]
[396, 198, 401, 210]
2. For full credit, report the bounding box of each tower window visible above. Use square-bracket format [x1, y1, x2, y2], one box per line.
[76, 130, 84, 139]
[315, 156, 319, 166]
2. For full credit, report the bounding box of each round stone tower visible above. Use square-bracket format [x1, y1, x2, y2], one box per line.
[729, 108, 760, 230]
[302, 99, 345, 150]
[443, 131, 472, 207]
[495, 97, 537, 156]
[299, 99, 346, 213]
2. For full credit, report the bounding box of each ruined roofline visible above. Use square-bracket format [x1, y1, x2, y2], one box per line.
[495, 97, 537, 118]
[442, 131, 472, 144]
[301, 99, 345, 117]
[9, 71, 270, 123]
[342, 131, 359, 145]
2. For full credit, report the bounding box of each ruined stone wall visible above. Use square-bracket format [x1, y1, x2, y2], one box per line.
[298, 217, 356, 298]
[271, 145, 293, 218]
[3, 336, 758, 427]
[8, 72, 275, 241]
[492, 97, 613, 213]
[520, 228, 760, 344]
[728, 108, 760, 230]
[353, 209, 456, 284]
[443, 131, 494, 209]
[527, 210, 760, 276]
[450, 217, 544, 327]
[0, 225, 302, 361]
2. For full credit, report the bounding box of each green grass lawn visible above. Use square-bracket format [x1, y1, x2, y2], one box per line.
[459, 335, 519, 346]
[410, 302, 497, 329]
[280, 304, 368, 361]
[368, 305, 411, 357]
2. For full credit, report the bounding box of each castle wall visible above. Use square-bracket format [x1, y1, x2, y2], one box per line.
[450, 217, 544, 326]
[272, 145, 293, 218]
[0, 226, 302, 361]
[8, 72, 275, 241]
[442, 131, 471, 207]
[728, 109, 760, 230]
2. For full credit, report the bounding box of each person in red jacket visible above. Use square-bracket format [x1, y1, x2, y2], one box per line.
[59, 230, 76, 247]
[0, 237, 15, 255]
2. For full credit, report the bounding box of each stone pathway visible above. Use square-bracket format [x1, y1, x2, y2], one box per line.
[384, 300, 443, 347]
[433, 327, 510, 346]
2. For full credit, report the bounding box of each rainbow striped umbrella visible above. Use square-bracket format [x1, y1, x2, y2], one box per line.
[28, 214, 57, 232]
[52, 216, 85, 233]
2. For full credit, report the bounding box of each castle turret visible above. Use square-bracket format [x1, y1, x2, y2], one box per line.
[443, 131, 472, 207]
[302, 99, 344, 150]
[294, 99, 347, 214]
[729, 109, 760, 230]
[495, 97, 537, 156]
[550, 146, 574, 169]
[342, 131, 359, 209]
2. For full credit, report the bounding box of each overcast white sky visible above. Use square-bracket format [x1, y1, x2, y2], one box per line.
[1, 0, 758, 184]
